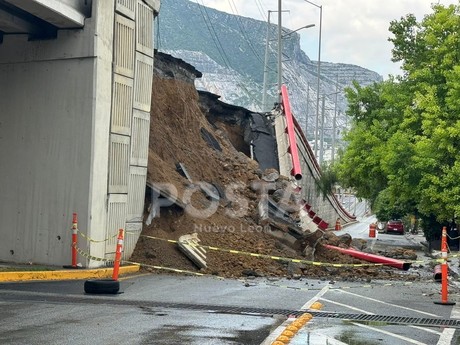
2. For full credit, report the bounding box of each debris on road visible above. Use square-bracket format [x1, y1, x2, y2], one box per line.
[130, 52, 424, 282]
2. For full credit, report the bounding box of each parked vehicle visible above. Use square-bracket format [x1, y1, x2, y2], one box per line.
[386, 219, 404, 234]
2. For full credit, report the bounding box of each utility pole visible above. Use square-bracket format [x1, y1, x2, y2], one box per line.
[319, 96, 325, 164]
[262, 10, 272, 112]
[331, 75, 339, 164]
[305, 83, 309, 138]
[262, 10, 291, 112]
[304, 1, 322, 159]
[277, 0, 282, 99]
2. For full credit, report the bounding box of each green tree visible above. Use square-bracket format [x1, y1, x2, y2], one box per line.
[337, 4, 460, 238]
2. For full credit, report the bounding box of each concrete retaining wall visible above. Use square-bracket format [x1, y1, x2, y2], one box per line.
[275, 108, 355, 231]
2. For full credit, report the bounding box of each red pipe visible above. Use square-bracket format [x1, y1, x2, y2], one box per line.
[434, 265, 442, 281]
[324, 244, 411, 270]
[281, 85, 302, 180]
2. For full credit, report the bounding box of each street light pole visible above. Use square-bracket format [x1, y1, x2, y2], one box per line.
[277, 0, 282, 98]
[319, 95, 325, 164]
[331, 75, 339, 164]
[284, 24, 315, 36]
[262, 10, 293, 112]
[304, 0, 322, 159]
[277, 22, 315, 105]
[305, 83, 309, 137]
[262, 10, 273, 112]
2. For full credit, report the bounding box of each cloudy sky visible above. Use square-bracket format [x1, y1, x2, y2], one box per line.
[197, 0, 457, 78]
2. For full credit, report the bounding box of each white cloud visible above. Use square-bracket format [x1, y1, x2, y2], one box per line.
[198, 0, 457, 78]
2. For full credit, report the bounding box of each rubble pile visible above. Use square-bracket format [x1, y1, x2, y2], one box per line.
[130, 53, 420, 281]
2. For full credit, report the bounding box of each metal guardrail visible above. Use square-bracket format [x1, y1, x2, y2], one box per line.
[290, 101, 356, 222]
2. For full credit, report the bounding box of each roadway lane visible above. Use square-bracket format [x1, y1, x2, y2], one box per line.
[0, 215, 457, 345]
[0, 275, 329, 345]
[288, 277, 460, 345]
[1, 272, 459, 344]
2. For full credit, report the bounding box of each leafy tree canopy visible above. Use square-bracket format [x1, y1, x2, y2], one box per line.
[336, 4, 460, 234]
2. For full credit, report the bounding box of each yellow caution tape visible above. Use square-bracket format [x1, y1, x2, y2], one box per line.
[134, 234, 398, 268]
[74, 245, 111, 262]
[73, 245, 222, 278]
[77, 230, 118, 243]
[123, 260, 217, 278]
[77, 231, 447, 267]
[74, 245, 422, 292]
[447, 233, 460, 241]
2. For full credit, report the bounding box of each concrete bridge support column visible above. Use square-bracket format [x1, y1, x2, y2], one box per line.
[0, 0, 159, 267]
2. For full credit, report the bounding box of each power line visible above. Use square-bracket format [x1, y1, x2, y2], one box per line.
[255, 0, 267, 20]
[194, 0, 263, 107]
[227, 0, 265, 65]
[196, 0, 231, 67]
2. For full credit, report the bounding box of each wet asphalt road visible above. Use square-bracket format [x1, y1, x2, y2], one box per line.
[0, 276, 323, 345]
[1, 218, 460, 344]
[1, 272, 460, 345]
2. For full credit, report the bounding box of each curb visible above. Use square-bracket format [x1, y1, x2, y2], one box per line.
[0, 265, 140, 282]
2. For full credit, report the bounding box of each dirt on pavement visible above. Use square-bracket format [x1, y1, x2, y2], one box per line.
[130, 53, 421, 282]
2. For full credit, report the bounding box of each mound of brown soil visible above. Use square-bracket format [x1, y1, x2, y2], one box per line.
[130, 58, 419, 282]
[131, 75, 298, 277]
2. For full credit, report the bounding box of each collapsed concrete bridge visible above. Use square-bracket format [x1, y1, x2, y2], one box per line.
[274, 85, 356, 232]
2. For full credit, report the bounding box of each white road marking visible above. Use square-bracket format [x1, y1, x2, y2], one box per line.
[335, 288, 440, 317]
[321, 297, 441, 335]
[411, 325, 442, 335]
[321, 297, 372, 314]
[436, 328, 455, 345]
[436, 302, 460, 345]
[451, 305, 460, 319]
[351, 322, 428, 345]
[259, 317, 295, 345]
[301, 284, 330, 310]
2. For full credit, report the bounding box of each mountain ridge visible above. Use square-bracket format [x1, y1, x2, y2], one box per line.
[156, 0, 383, 145]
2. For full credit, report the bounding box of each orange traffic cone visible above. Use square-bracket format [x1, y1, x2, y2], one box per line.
[434, 226, 456, 305]
[335, 218, 342, 231]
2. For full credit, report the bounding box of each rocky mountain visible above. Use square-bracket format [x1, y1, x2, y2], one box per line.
[155, 0, 383, 148]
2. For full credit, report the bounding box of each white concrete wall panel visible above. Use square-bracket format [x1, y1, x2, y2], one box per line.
[108, 134, 130, 194]
[274, 114, 291, 178]
[116, 0, 136, 19]
[136, 1, 153, 56]
[131, 109, 149, 166]
[275, 111, 356, 228]
[133, 52, 153, 111]
[105, 194, 128, 260]
[114, 14, 135, 78]
[127, 166, 147, 222]
[0, 0, 156, 267]
[111, 74, 134, 136]
[123, 221, 142, 260]
[86, 1, 116, 267]
[0, 60, 93, 264]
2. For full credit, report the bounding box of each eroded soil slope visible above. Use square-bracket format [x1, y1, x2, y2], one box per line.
[131, 56, 419, 281]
